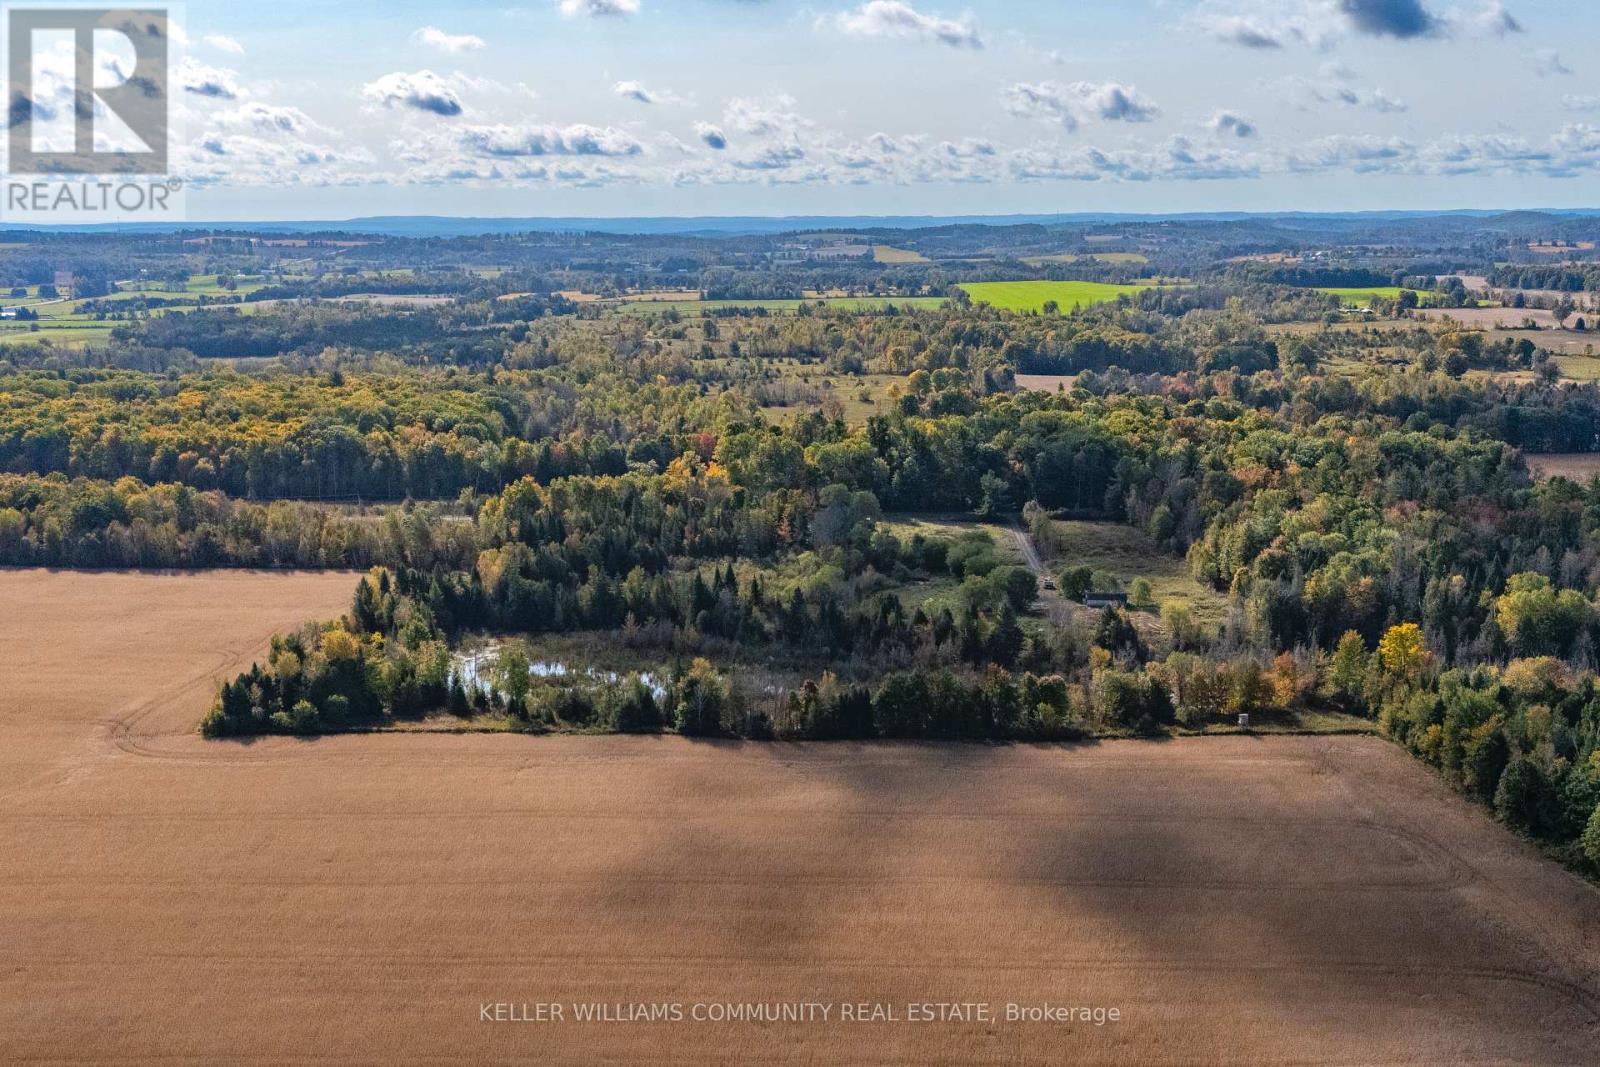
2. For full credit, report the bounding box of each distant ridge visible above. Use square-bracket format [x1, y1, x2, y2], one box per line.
[4, 209, 1600, 238]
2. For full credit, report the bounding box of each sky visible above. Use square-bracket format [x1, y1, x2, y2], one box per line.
[103, 0, 1600, 218]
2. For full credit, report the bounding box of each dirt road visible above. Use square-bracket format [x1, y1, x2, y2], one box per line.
[1009, 517, 1076, 624]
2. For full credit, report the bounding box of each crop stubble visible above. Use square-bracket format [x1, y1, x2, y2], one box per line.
[1, 569, 1597, 1064]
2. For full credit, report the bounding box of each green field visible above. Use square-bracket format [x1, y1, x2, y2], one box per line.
[1555, 354, 1600, 381]
[117, 274, 268, 298]
[0, 324, 113, 346]
[1313, 287, 1413, 307]
[958, 280, 1157, 313]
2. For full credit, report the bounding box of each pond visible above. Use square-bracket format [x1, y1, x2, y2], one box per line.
[451, 646, 666, 700]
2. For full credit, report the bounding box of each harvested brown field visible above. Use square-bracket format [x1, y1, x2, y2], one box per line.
[1415, 306, 1559, 328]
[3, 569, 1598, 1065]
[1527, 453, 1600, 482]
[1014, 373, 1077, 393]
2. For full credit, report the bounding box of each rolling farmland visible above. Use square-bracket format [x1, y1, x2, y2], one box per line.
[2, 569, 1596, 1065]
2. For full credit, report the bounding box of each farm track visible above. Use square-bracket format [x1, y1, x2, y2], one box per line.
[2, 569, 1598, 1064]
[1008, 518, 1074, 624]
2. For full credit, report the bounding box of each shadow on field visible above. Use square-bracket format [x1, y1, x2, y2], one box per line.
[561, 734, 1600, 1062]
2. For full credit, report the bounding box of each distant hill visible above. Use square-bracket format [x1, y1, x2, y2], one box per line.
[9, 207, 1600, 241]
[7, 208, 1600, 239]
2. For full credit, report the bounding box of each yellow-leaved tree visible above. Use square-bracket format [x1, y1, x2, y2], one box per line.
[1377, 623, 1427, 682]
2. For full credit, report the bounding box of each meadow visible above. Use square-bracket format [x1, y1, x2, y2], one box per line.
[1033, 518, 1232, 629]
[872, 245, 930, 264]
[754, 365, 907, 425]
[1556, 354, 1600, 380]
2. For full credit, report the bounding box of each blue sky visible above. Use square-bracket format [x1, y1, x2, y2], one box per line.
[159, 0, 1600, 218]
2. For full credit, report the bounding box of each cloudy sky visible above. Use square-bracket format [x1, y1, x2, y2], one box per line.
[154, 0, 1600, 218]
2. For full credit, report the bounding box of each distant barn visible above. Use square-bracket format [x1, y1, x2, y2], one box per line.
[1084, 592, 1129, 609]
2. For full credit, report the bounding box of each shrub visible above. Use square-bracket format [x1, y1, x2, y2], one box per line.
[604, 680, 662, 734]
[1583, 804, 1600, 868]
[1495, 757, 1553, 836]
[199, 705, 231, 739]
[288, 699, 322, 734]
[1095, 669, 1174, 730]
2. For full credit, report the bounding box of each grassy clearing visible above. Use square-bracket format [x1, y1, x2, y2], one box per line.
[878, 516, 1024, 562]
[1014, 373, 1078, 394]
[958, 280, 1157, 313]
[0, 324, 112, 346]
[872, 245, 929, 264]
[757, 367, 905, 426]
[1555, 354, 1600, 380]
[1035, 519, 1230, 627]
[876, 516, 1032, 619]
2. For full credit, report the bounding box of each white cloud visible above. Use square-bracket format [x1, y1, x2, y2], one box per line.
[559, 0, 640, 17]
[1004, 81, 1159, 131]
[1285, 134, 1417, 173]
[459, 123, 643, 157]
[362, 70, 465, 117]
[208, 102, 322, 137]
[1008, 138, 1261, 184]
[1530, 49, 1573, 77]
[1210, 111, 1259, 138]
[833, 1, 982, 49]
[1207, 15, 1289, 48]
[733, 143, 807, 171]
[364, 115, 1600, 192]
[694, 122, 728, 149]
[181, 99, 368, 189]
[615, 80, 653, 104]
[413, 27, 487, 53]
[1196, 0, 1523, 49]
[1446, 1, 1523, 37]
[725, 96, 809, 138]
[1278, 73, 1408, 113]
[178, 60, 242, 101]
[201, 33, 245, 55]
[613, 80, 685, 105]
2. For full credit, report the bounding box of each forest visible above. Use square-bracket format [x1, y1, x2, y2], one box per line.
[5, 214, 1600, 875]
